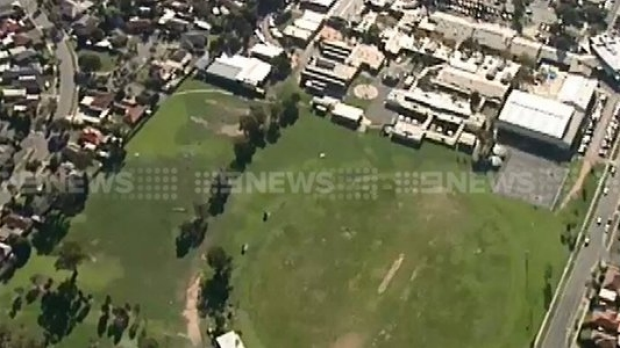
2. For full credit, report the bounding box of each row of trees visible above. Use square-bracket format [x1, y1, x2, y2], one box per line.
[234, 92, 301, 169]
[199, 246, 234, 338]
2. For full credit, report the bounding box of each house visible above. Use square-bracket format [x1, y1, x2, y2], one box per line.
[11, 48, 38, 65]
[114, 98, 147, 125]
[0, 4, 19, 20]
[169, 49, 192, 67]
[180, 30, 208, 53]
[76, 91, 115, 124]
[59, 0, 94, 19]
[125, 17, 154, 35]
[2, 214, 33, 234]
[215, 331, 245, 348]
[72, 14, 100, 37]
[194, 51, 210, 75]
[12, 74, 44, 93]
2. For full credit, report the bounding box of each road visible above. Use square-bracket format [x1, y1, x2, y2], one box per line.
[21, 0, 78, 120]
[607, 0, 620, 29]
[540, 92, 620, 348]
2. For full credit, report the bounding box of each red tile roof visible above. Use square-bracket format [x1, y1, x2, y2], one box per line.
[124, 105, 146, 125]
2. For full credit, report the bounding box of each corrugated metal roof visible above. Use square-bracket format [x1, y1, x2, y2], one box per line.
[205, 60, 242, 81]
[557, 74, 596, 111]
[498, 90, 574, 139]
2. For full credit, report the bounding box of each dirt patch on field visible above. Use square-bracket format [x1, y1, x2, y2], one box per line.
[560, 160, 593, 210]
[183, 275, 203, 346]
[204, 99, 248, 115]
[332, 332, 365, 348]
[218, 124, 243, 137]
[378, 254, 405, 294]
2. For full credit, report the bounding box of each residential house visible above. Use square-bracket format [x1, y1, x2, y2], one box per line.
[76, 91, 115, 124]
[72, 14, 100, 38]
[125, 17, 154, 35]
[59, 0, 94, 20]
[11, 48, 38, 65]
[114, 97, 147, 126]
[180, 30, 208, 53]
[12, 74, 44, 93]
[0, 4, 19, 20]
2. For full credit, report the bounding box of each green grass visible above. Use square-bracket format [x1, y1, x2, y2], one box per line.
[78, 50, 116, 72]
[0, 80, 581, 348]
[0, 79, 242, 347]
[207, 115, 571, 348]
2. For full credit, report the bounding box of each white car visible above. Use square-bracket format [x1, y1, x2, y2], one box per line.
[604, 186, 610, 195]
[585, 236, 591, 246]
[612, 166, 617, 176]
[597, 217, 603, 225]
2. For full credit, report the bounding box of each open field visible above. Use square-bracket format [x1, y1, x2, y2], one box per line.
[208, 113, 575, 348]
[0, 80, 589, 348]
[0, 80, 246, 347]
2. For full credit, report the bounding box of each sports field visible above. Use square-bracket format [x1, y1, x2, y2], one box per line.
[209, 109, 572, 348]
[0, 80, 580, 348]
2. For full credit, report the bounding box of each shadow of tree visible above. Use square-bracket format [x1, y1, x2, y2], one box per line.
[31, 210, 70, 255]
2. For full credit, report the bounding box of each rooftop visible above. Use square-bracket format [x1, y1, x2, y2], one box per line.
[207, 54, 272, 86]
[249, 43, 284, 59]
[591, 33, 620, 72]
[215, 331, 246, 348]
[556, 74, 597, 111]
[498, 90, 575, 139]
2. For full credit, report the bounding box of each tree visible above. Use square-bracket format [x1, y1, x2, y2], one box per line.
[555, 2, 580, 27]
[78, 53, 102, 73]
[232, 137, 255, 169]
[362, 24, 381, 45]
[199, 247, 234, 335]
[239, 113, 263, 146]
[469, 91, 481, 112]
[55, 241, 86, 276]
[272, 53, 291, 80]
[512, 0, 525, 33]
[279, 93, 300, 127]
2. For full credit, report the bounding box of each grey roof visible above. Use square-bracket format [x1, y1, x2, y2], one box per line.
[194, 52, 210, 70]
[205, 60, 242, 81]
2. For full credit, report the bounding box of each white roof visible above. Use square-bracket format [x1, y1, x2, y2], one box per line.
[283, 25, 312, 41]
[249, 43, 284, 59]
[498, 90, 575, 139]
[300, 10, 325, 24]
[599, 288, 618, 302]
[591, 33, 620, 72]
[294, 18, 321, 32]
[557, 74, 597, 111]
[303, 0, 336, 8]
[332, 102, 363, 121]
[215, 331, 246, 348]
[216, 55, 272, 86]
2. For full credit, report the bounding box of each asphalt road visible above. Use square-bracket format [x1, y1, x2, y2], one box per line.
[540, 92, 620, 348]
[21, 0, 77, 120]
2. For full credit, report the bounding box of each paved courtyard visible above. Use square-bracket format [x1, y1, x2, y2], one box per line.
[493, 148, 569, 209]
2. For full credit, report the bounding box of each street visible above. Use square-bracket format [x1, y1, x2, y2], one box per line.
[540, 91, 620, 348]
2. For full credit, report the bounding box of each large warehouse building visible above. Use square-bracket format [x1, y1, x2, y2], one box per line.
[497, 90, 585, 159]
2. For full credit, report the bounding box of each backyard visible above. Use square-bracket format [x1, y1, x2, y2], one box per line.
[0, 80, 582, 348]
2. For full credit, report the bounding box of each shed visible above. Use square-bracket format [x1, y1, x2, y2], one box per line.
[600, 288, 618, 303]
[331, 102, 363, 125]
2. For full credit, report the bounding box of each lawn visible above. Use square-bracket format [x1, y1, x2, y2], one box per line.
[77, 49, 117, 72]
[207, 116, 572, 348]
[0, 80, 246, 346]
[0, 79, 581, 348]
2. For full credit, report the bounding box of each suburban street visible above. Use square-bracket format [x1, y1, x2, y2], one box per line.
[21, 0, 78, 121]
[541, 91, 620, 348]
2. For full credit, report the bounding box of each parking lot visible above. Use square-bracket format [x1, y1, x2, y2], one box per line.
[493, 148, 569, 209]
